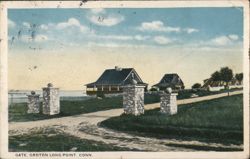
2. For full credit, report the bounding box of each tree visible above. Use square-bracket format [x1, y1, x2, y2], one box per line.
[220, 67, 233, 96]
[235, 73, 243, 85]
[192, 83, 201, 89]
[211, 71, 221, 82]
[210, 71, 222, 86]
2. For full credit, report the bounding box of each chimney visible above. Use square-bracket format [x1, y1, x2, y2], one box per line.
[115, 66, 122, 71]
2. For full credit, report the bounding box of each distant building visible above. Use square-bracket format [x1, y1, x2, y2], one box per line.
[85, 66, 148, 95]
[202, 77, 242, 91]
[203, 78, 223, 88]
[152, 73, 184, 91]
[203, 77, 241, 88]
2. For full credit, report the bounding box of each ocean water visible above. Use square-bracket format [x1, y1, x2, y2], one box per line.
[8, 90, 92, 104]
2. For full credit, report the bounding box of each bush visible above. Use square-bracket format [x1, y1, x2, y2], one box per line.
[192, 83, 202, 89]
[96, 91, 105, 98]
[149, 87, 158, 91]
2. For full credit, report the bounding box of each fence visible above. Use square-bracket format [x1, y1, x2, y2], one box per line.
[8, 90, 91, 105]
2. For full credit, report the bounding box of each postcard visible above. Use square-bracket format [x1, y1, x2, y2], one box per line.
[0, 1, 249, 159]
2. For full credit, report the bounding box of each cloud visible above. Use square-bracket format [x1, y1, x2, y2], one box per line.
[22, 22, 49, 31]
[137, 21, 199, 34]
[88, 15, 124, 26]
[134, 35, 150, 41]
[96, 35, 133, 41]
[56, 18, 88, 33]
[40, 24, 49, 30]
[183, 28, 199, 34]
[153, 36, 172, 45]
[35, 34, 48, 42]
[20, 34, 48, 43]
[210, 34, 239, 46]
[22, 22, 30, 28]
[86, 41, 149, 48]
[56, 18, 80, 29]
[8, 19, 16, 28]
[87, 9, 124, 26]
[87, 42, 120, 48]
[38, 18, 89, 33]
[137, 21, 180, 33]
[92, 34, 150, 41]
[90, 8, 105, 14]
[228, 34, 239, 40]
[211, 36, 230, 46]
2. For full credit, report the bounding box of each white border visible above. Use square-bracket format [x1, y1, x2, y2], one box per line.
[0, 1, 249, 159]
[1, 0, 249, 8]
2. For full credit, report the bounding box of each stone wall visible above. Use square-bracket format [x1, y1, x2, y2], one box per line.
[123, 85, 145, 115]
[160, 92, 178, 115]
[42, 84, 60, 115]
[27, 92, 40, 114]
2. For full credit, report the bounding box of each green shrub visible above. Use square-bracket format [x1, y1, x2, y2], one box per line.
[149, 87, 158, 91]
[96, 91, 105, 98]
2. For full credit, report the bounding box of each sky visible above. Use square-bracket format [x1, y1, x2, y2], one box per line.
[8, 7, 243, 90]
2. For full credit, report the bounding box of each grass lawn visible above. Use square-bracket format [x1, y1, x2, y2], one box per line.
[9, 128, 136, 152]
[100, 94, 243, 145]
[9, 89, 242, 122]
[9, 93, 160, 122]
[9, 96, 121, 122]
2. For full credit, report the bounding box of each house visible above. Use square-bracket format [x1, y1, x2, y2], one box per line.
[85, 66, 148, 95]
[152, 73, 184, 91]
[203, 78, 224, 88]
[202, 78, 225, 91]
[202, 77, 242, 91]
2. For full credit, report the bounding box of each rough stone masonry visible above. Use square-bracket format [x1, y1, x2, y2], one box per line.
[123, 79, 145, 115]
[42, 83, 60, 115]
[160, 88, 178, 115]
[27, 91, 40, 114]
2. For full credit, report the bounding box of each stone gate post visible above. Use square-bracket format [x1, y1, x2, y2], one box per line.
[123, 79, 145, 116]
[27, 91, 40, 114]
[160, 88, 178, 115]
[42, 83, 60, 115]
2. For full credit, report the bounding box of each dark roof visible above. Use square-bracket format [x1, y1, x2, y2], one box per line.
[86, 68, 147, 86]
[153, 73, 184, 87]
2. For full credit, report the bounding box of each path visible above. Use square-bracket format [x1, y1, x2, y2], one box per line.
[9, 90, 243, 151]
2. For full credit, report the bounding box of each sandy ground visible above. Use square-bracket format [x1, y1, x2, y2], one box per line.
[9, 90, 243, 151]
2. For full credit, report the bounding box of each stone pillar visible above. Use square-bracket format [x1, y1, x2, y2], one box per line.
[27, 91, 40, 114]
[42, 83, 60, 115]
[123, 80, 145, 116]
[160, 88, 178, 115]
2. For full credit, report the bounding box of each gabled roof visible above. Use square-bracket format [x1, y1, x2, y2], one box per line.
[86, 67, 147, 86]
[153, 73, 184, 87]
